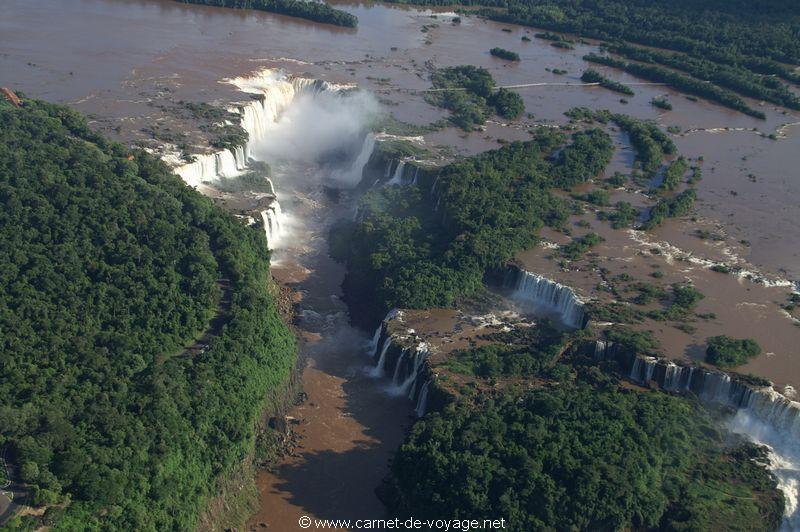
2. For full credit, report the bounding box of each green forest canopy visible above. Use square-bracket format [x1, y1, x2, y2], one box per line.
[334, 128, 613, 324]
[387, 382, 784, 531]
[426, 66, 525, 130]
[0, 98, 296, 529]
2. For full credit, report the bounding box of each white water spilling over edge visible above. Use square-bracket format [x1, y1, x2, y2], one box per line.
[505, 267, 586, 330]
[594, 340, 800, 526]
[168, 69, 355, 249]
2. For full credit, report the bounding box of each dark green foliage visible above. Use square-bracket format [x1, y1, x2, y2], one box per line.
[628, 281, 669, 305]
[534, 31, 573, 44]
[609, 113, 676, 178]
[387, 383, 782, 531]
[0, 99, 296, 528]
[549, 128, 614, 188]
[606, 42, 800, 110]
[706, 335, 762, 367]
[604, 324, 660, 352]
[581, 68, 635, 95]
[687, 165, 703, 185]
[654, 156, 689, 193]
[488, 88, 525, 119]
[178, 0, 358, 27]
[599, 201, 638, 229]
[490, 47, 520, 61]
[445, 323, 566, 378]
[562, 232, 604, 260]
[651, 97, 673, 110]
[338, 132, 586, 323]
[604, 172, 627, 187]
[642, 188, 697, 229]
[427, 66, 525, 130]
[585, 54, 766, 119]
[573, 188, 610, 206]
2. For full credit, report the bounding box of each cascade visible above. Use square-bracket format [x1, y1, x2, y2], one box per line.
[399, 346, 429, 394]
[415, 381, 430, 417]
[591, 338, 800, 525]
[391, 348, 408, 385]
[369, 325, 382, 354]
[336, 133, 375, 187]
[171, 69, 351, 247]
[384, 159, 395, 180]
[592, 342, 800, 439]
[505, 267, 586, 329]
[259, 200, 284, 249]
[369, 310, 432, 416]
[387, 161, 406, 185]
[372, 337, 392, 377]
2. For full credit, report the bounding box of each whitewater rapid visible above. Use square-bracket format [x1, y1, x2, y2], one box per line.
[169, 69, 360, 248]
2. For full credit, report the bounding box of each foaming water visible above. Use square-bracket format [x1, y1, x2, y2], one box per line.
[729, 411, 800, 529]
[504, 267, 586, 329]
[247, 87, 379, 181]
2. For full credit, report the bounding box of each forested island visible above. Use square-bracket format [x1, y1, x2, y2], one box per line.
[382, 0, 800, 116]
[178, 0, 358, 27]
[0, 97, 296, 529]
[425, 66, 525, 130]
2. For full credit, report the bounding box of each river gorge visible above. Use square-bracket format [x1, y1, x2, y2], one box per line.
[3, 0, 800, 529]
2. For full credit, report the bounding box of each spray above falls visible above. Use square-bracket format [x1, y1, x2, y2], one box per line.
[169, 68, 378, 248]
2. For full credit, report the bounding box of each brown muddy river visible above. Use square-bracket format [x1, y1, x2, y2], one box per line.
[3, 0, 800, 529]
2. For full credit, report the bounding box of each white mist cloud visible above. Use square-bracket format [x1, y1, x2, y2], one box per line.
[250, 89, 379, 187]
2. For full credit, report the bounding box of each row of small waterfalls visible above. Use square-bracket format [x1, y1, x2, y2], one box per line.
[368, 311, 433, 418]
[593, 340, 800, 439]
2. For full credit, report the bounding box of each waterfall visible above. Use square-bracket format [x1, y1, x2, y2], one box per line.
[170, 69, 349, 248]
[387, 161, 406, 185]
[411, 167, 419, 185]
[728, 410, 800, 529]
[391, 348, 408, 385]
[369, 325, 382, 354]
[594, 340, 800, 527]
[175, 149, 246, 188]
[368, 309, 432, 416]
[259, 201, 284, 249]
[398, 345, 429, 394]
[335, 133, 375, 187]
[593, 339, 798, 525]
[415, 381, 430, 417]
[372, 337, 392, 378]
[505, 267, 586, 329]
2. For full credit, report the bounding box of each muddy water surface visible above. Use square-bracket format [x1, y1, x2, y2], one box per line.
[3, 0, 800, 527]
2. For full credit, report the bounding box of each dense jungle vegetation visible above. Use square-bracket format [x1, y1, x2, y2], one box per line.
[565, 108, 697, 230]
[177, 0, 358, 27]
[387, 377, 784, 531]
[426, 66, 525, 130]
[706, 335, 763, 368]
[0, 98, 296, 529]
[333, 128, 613, 324]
